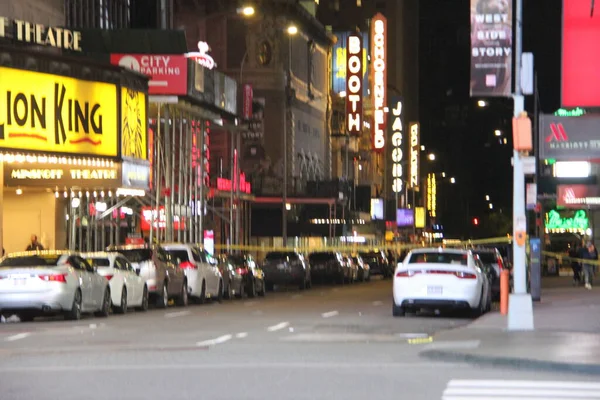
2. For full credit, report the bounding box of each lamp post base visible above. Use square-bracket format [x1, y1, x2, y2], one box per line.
[507, 293, 534, 331]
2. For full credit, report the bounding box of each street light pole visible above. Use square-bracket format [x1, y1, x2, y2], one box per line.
[508, 0, 534, 331]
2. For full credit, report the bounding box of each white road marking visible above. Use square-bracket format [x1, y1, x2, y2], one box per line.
[423, 340, 481, 350]
[89, 324, 97, 329]
[321, 310, 339, 318]
[244, 301, 257, 307]
[164, 311, 191, 318]
[5, 333, 31, 342]
[196, 334, 233, 347]
[442, 379, 600, 400]
[267, 322, 290, 332]
[372, 301, 383, 306]
[291, 294, 303, 299]
[235, 332, 248, 339]
[395, 333, 429, 339]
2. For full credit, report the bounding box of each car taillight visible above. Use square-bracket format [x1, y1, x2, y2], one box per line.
[235, 268, 247, 275]
[396, 270, 417, 277]
[180, 261, 197, 269]
[38, 274, 67, 283]
[454, 271, 477, 279]
[497, 256, 504, 271]
[104, 275, 114, 281]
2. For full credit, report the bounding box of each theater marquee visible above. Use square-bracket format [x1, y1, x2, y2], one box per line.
[4, 162, 121, 188]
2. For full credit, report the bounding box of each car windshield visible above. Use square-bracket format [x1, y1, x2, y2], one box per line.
[166, 250, 190, 263]
[265, 252, 296, 261]
[308, 252, 337, 262]
[475, 252, 497, 264]
[115, 249, 152, 263]
[0, 255, 62, 267]
[86, 258, 111, 267]
[227, 255, 246, 265]
[408, 252, 468, 265]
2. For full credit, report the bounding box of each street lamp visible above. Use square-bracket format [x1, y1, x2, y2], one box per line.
[239, 6, 255, 16]
[287, 24, 298, 35]
[485, 195, 490, 201]
[489, 203, 494, 210]
[494, 129, 502, 136]
[450, 177, 456, 184]
[420, 145, 425, 151]
[427, 153, 436, 161]
[477, 100, 487, 107]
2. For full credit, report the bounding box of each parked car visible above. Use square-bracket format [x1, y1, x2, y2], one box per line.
[262, 251, 311, 291]
[359, 250, 393, 278]
[107, 244, 187, 308]
[472, 247, 510, 300]
[162, 243, 223, 303]
[216, 254, 245, 299]
[351, 254, 370, 282]
[342, 255, 360, 282]
[83, 252, 149, 313]
[307, 252, 348, 284]
[0, 251, 111, 321]
[221, 253, 266, 298]
[393, 248, 492, 317]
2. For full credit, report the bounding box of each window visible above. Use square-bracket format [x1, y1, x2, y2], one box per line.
[88, 258, 111, 268]
[167, 250, 190, 263]
[114, 258, 125, 270]
[191, 247, 205, 263]
[0, 255, 61, 267]
[408, 252, 468, 266]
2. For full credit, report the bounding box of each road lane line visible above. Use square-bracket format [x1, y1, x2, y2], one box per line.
[164, 311, 191, 318]
[448, 380, 600, 389]
[5, 333, 31, 342]
[372, 301, 383, 306]
[267, 322, 290, 332]
[244, 301, 257, 307]
[321, 310, 339, 318]
[196, 334, 233, 347]
[291, 294, 303, 299]
[396, 333, 429, 339]
[235, 332, 248, 339]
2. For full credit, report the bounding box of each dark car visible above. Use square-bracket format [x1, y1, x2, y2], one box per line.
[473, 248, 510, 300]
[308, 251, 349, 284]
[359, 250, 393, 278]
[262, 251, 311, 291]
[225, 253, 266, 298]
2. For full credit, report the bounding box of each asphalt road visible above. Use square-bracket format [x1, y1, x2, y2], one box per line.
[1, 278, 597, 400]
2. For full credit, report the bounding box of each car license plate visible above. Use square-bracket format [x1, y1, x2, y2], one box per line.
[427, 286, 442, 295]
[12, 278, 27, 286]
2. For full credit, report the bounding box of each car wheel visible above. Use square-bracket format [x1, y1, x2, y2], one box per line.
[235, 281, 245, 299]
[137, 286, 149, 312]
[224, 281, 233, 300]
[156, 282, 169, 308]
[393, 303, 405, 317]
[95, 288, 111, 317]
[65, 289, 82, 320]
[176, 280, 188, 307]
[258, 280, 266, 297]
[307, 277, 312, 289]
[18, 313, 35, 322]
[470, 289, 485, 318]
[115, 287, 128, 314]
[265, 282, 275, 292]
[299, 277, 307, 291]
[247, 278, 257, 298]
[198, 280, 206, 304]
[216, 280, 223, 303]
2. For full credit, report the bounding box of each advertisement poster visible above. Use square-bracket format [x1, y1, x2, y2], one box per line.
[539, 114, 600, 160]
[470, 0, 513, 97]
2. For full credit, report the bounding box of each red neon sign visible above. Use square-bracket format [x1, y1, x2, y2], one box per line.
[217, 173, 252, 194]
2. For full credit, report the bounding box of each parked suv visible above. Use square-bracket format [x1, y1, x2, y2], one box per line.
[262, 251, 311, 291]
[359, 250, 393, 278]
[107, 244, 186, 308]
[308, 251, 348, 284]
[473, 247, 509, 300]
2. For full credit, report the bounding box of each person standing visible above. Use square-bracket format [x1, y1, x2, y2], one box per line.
[569, 242, 582, 285]
[581, 241, 598, 290]
[26, 235, 44, 251]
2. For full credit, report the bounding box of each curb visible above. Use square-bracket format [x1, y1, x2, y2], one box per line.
[420, 349, 600, 375]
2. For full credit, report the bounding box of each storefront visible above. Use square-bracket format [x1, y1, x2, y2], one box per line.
[0, 26, 150, 253]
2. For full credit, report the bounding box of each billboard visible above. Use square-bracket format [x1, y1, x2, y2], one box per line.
[332, 31, 369, 95]
[562, 0, 600, 107]
[371, 198, 384, 220]
[470, 0, 513, 97]
[346, 34, 363, 136]
[409, 122, 420, 190]
[389, 97, 404, 195]
[539, 114, 600, 160]
[371, 13, 387, 152]
[111, 54, 188, 95]
[396, 208, 414, 227]
[557, 184, 600, 208]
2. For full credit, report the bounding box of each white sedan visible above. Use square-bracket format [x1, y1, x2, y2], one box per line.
[0, 251, 111, 321]
[83, 252, 149, 314]
[392, 248, 492, 317]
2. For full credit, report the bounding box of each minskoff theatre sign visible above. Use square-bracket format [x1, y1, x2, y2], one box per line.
[539, 114, 600, 160]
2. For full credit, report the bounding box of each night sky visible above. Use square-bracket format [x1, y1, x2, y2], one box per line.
[419, 0, 563, 238]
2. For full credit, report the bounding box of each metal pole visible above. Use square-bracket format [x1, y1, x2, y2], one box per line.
[178, 114, 184, 243]
[236, 131, 241, 246]
[282, 35, 290, 248]
[170, 109, 176, 242]
[198, 120, 204, 244]
[153, 104, 163, 244]
[508, 0, 534, 331]
[229, 129, 234, 250]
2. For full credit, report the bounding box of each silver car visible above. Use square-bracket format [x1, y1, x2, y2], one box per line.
[0, 251, 111, 321]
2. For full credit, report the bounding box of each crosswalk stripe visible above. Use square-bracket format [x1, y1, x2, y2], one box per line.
[443, 380, 600, 400]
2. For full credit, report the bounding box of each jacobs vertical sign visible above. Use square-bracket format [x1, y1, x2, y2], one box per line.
[346, 34, 363, 136]
[371, 13, 387, 152]
[0, 67, 118, 157]
[470, 0, 513, 97]
[389, 97, 403, 194]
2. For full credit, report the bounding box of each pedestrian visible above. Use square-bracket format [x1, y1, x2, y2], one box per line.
[25, 235, 44, 251]
[569, 242, 582, 285]
[581, 241, 598, 290]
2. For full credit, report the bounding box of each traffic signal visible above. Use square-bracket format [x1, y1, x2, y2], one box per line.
[473, 217, 479, 226]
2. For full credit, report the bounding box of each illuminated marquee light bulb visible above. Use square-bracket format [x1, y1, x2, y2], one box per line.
[93, 191, 97, 197]
[86, 191, 90, 198]
[63, 191, 68, 198]
[55, 191, 59, 198]
[78, 191, 82, 198]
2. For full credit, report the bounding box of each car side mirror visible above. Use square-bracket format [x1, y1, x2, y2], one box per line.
[135, 268, 141, 276]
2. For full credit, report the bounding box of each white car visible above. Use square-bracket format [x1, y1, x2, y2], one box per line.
[83, 252, 149, 314]
[0, 251, 111, 321]
[162, 244, 223, 302]
[392, 248, 492, 317]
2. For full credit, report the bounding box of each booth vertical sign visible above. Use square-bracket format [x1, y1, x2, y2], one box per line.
[346, 34, 363, 135]
[371, 13, 387, 151]
[470, 0, 513, 97]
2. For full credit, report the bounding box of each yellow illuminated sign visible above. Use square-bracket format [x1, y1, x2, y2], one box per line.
[0, 67, 118, 157]
[121, 88, 147, 160]
[415, 207, 426, 228]
[427, 173, 437, 218]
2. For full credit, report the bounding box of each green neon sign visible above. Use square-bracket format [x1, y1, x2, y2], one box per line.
[545, 209, 589, 230]
[554, 107, 586, 117]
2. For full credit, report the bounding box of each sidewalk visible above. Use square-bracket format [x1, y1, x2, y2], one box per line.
[420, 277, 600, 375]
